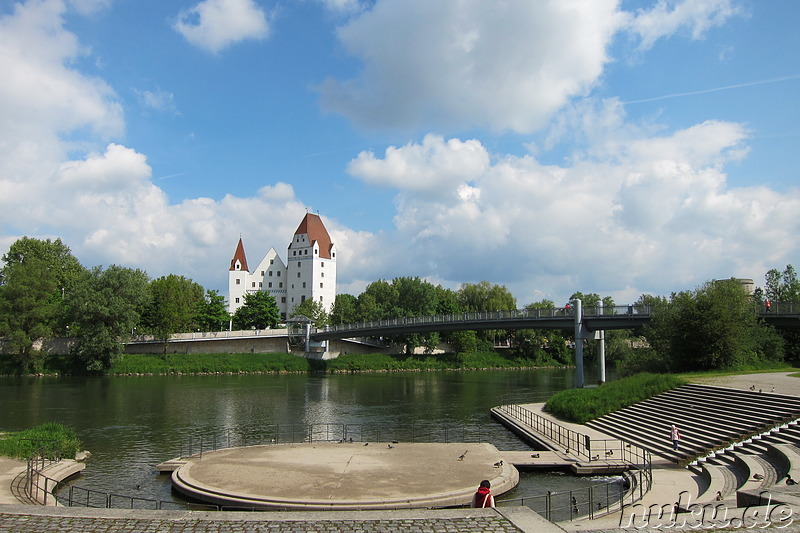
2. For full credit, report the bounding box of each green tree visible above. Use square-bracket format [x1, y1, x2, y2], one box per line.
[144, 275, 204, 345]
[1, 237, 84, 291]
[65, 265, 151, 372]
[645, 280, 784, 372]
[233, 291, 280, 330]
[291, 298, 329, 327]
[457, 281, 516, 312]
[762, 265, 800, 362]
[330, 294, 358, 325]
[196, 290, 230, 331]
[0, 257, 60, 372]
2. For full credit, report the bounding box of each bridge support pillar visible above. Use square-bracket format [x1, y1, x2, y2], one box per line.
[573, 299, 584, 388]
[597, 302, 606, 385]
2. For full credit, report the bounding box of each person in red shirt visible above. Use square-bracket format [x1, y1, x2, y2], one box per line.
[471, 479, 495, 508]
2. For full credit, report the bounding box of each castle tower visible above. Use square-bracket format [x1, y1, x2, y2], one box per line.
[228, 237, 250, 314]
[286, 213, 337, 314]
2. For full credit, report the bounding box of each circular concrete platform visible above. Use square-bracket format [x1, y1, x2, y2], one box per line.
[171, 442, 519, 510]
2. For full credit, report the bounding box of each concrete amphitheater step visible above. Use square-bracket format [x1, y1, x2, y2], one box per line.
[634, 395, 780, 429]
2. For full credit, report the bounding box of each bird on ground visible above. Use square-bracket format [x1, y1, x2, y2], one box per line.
[530, 453, 540, 458]
[750, 385, 756, 391]
[387, 444, 394, 449]
[565, 448, 570, 454]
[753, 473, 765, 481]
[493, 460, 503, 468]
[786, 475, 797, 486]
[605, 450, 613, 456]
[349, 438, 353, 443]
[759, 389, 763, 393]
[364, 442, 369, 446]
[715, 491, 723, 501]
[591, 454, 600, 461]
[771, 386, 776, 393]
[392, 440, 399, 444]
[458, 451, 468, 461]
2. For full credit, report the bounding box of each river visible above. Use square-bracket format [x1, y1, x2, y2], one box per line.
[0, 366, 619, 508]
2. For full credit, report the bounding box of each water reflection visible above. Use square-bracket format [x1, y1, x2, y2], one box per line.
[0, 367, 614, 505]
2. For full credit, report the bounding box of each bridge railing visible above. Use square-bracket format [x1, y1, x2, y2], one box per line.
[323, 306, 654, 335]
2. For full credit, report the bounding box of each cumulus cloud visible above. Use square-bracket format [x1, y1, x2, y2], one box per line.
[345, 107, 800, 304]
[347, 135, 489, 192]
[628, 0, 744, 50]
[174, 0, 270, 53]
[319, 0, 625, 133]
[134, 88, 178, 115]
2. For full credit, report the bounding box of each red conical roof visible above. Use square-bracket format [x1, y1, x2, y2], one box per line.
[294, 213, 334, 259]
[229, 238, 249, 271]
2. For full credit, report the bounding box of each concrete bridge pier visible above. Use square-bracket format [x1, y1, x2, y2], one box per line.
[596, 302, 606, 385]
[573, 299, 584, 388]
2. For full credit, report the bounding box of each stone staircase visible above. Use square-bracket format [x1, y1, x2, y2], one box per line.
[586, 383, 800, 504]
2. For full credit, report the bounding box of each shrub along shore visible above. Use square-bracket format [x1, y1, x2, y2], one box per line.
[0, 351, 567, 377]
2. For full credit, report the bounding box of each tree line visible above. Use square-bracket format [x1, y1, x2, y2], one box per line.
[0, 236, 796, 376]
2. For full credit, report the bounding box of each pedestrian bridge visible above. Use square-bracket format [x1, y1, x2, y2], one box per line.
[310, 303, 800, 342]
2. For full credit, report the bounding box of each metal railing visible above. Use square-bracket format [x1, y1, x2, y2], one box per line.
[179, 422, 499, 458]
[496, 404, 590, 458]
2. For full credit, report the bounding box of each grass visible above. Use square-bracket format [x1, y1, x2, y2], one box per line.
[109, 353, 310, 374]
[544, 373, 686, 424]
[325, 351, 555, 372]
[0, 422, 82, 460]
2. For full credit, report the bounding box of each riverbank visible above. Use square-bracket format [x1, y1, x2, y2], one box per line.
[1, 351, 565, 377]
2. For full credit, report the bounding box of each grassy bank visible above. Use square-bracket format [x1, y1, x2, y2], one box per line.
[544, 373, 686, 424]
[0, 423, 82, 460]
[104, 351, 559, 375]
[109, 353, 310, 374]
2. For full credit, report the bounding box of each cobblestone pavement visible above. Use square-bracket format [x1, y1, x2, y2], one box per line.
[0, 507, 554, 533]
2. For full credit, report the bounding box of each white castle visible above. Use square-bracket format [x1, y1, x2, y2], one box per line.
[228, 213, 337, 319]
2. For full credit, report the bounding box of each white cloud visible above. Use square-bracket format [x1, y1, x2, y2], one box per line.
[344, 108, 800, 305]
[174, 0, 270, 54]
[628, 0, 744, 50]
[134, 88, 178, 115]
[319, 0, 625, 133]
[67, 0, 110, 15]
[347, 134, 489, 192]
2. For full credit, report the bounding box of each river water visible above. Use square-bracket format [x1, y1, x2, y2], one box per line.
[0, 366, 620, 508]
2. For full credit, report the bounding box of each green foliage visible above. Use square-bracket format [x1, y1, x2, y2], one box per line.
[110, 353, 309, 374]
[643, 280, 784, 372]
[195, 290, 231, 331]
[144, 275, 204, 342]
[330, 293, 358, 325]
[291, 298, 329, 327]
[0, 422, 82, 460]
[458, 281, 516, 312]
[545, 373, 686, 424]
[233, 291, 280, 330]
[0, 238, 85, 373]
[65, 265, 151, 372]
[762, 265, 800, 363]
[325, 351, 549, 372]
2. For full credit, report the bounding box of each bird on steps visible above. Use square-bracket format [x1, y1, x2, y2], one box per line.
[458, 451, 468, 461]
[493, 460, 503, 468]
[592, 455, 600, 461]
[753, 473, 765, 481]
[364, 442, 369, 446]
[530, 453, 540, 458]
[605, 450, 613, 456]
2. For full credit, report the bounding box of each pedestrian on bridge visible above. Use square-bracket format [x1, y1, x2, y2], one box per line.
[670, 424, 681, 451]
[766, 299, 772, 312]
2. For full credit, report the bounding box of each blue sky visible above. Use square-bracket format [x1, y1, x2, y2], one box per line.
[1, 0, 798, 307]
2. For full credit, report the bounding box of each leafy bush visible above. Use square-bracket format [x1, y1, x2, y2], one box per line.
[0, 422, 82, 459]
[544, 373, 686, 424]
[110, 353, 309, 374]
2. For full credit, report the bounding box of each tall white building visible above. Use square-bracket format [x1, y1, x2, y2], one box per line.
[228, 213, 337, 319]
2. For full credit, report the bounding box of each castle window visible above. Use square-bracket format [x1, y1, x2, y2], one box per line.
[277, 271, 281, 277]
[297, 262, 301, 267]
[321, 273, 324, 278]
[252, 282, 256, 288]
[297, 272, 301, 278]
[268, 282, 272, 288]
[314, 250, 318, 255]
[260, 271, 264, 276]
[269, 271, 273, 277]
[270, 259, 273, 265]
[320, 283, 323, 289]
[235, 297, 240, 303]
[320, 296, 323, 303]
[236, 279, 241, 285]
[302, 282, 306, 288]
[259, 282, 262, 288]
[304, 250, 308, 255]
[281, 297, 286, 303]
[332, 253, 335, 258]
[301, 295, 306, 302]
[279, 282, 283, 288]
[293, 251, 296, 256]
[321, 262, 324, 267]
